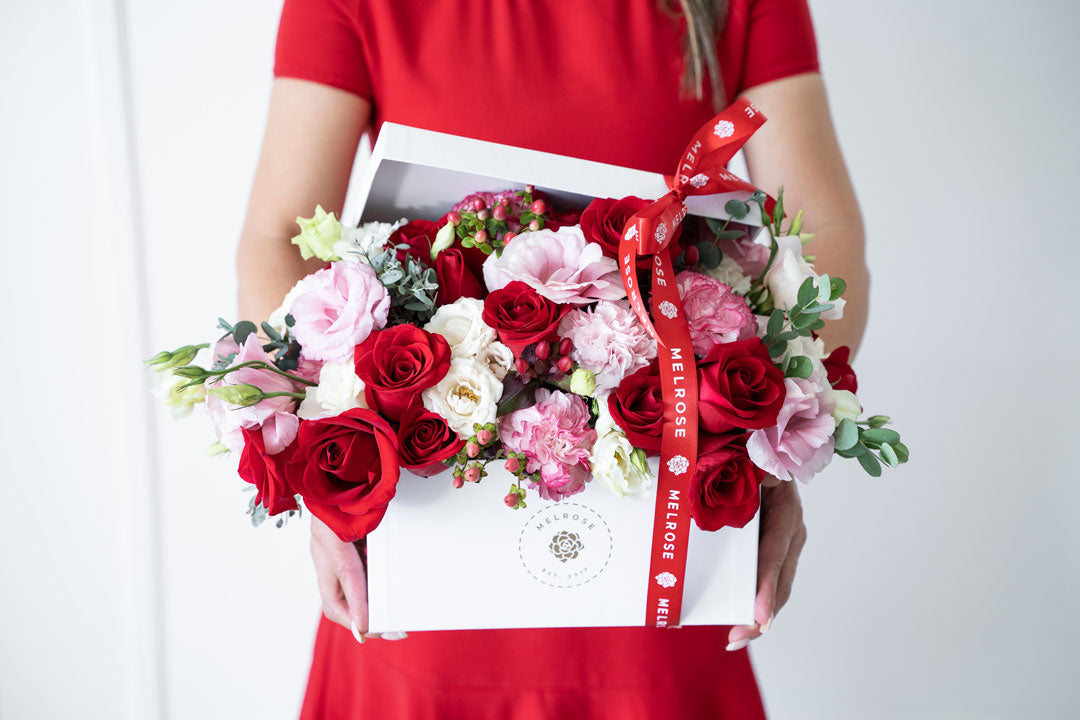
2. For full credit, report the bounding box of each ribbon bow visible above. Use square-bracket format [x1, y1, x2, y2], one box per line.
[619, 98, 773, 628]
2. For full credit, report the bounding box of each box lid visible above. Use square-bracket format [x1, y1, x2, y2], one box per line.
[345, 122, 764, 226]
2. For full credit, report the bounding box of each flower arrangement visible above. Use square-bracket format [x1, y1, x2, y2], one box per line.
[150, 185, 907, 542]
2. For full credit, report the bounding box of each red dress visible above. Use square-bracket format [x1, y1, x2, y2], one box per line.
[274, 2, 819, 717]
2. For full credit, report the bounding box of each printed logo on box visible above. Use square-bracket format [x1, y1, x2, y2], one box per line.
[518, 503, 613, 589]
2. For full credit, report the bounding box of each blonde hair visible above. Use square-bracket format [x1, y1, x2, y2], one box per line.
[660, 0, 728, 109]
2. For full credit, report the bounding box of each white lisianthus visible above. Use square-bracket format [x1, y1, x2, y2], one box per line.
[297, 361, 367, 420]
[477, 340, 514, 381]
[153, 372, 206, 419]
[422, 357, 503, 437]
[267, 280, 305, 337]
[334, 219, 406, 262]
[590, 396, 653, 499]
[703, 255, 752, 295]
[764, 235, 845, 320]
[424, 297, 497, 359]
[832, 389, 861, 425]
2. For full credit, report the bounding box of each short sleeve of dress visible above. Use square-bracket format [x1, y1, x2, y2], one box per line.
[273, 0, 372, 99]
[737, 0, 820, 93]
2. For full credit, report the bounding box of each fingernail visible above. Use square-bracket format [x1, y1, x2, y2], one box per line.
[760, 612, 775, 635]
[381, 631, 408, 641]
[349, 619, 366, 645]
[726, 638, 750, 652]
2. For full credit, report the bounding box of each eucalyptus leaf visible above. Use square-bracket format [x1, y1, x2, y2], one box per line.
[861, 428, 901, 446]
[893, 442, 910, 463]
[879, 443, 899, 468]
[797, 277, 817, 306]
[696, 241, 721, 269]
[724, 199, 749, 219]
[858, 452, 882, 477]
[260, 322, 281, 343]
[767, 308, 784, 337]
[834, 418, 858, 451]
[768, 340, 787, 357]
[284, 313, 295, 327]
[801, 303, 835, 314]
[232, 321, 257, 345]
[830, 277, 847, 301]
[705, 217, 725, 235]
[380, 269, 405, 284]
[785, 355, 813, 379]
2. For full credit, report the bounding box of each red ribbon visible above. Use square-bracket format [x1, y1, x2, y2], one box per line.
[620, 98, 772, 627]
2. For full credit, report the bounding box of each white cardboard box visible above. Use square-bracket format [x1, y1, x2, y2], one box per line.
[354, 123, 761, 632]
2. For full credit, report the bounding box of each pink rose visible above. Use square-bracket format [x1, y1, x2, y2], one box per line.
[499, 389, 596, 500]
[206, 335, 300, 454]
[482, 227, 624, 305]
[290, 261, 390, 363]
[557, 300, 656, 392]
[676, 271, 756, 356]
[718, 232, 771, 278]
[746, 377, 836, 484]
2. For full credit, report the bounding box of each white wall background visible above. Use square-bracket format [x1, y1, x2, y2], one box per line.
[1, 1, 1077, 718]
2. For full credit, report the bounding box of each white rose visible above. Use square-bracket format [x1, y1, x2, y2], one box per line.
[424, 297, 496, 359]
[703, 255, 752, 295]
[590, 396, 653, 499]
[297, 361, 367, 420]
[267, 280, 305, 337]
[422, 357, 502, 437]
[764, 235, 845, 320]
[477, 340, 514, 381]
[832, 389, 861, 425]
[334, 218, 406, 262]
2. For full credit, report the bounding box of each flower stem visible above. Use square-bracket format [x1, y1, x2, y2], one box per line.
[262, 391, 308, 400]
[207, 360, 317, 387]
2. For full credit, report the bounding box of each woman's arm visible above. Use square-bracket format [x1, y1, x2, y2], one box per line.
[742, 72, 869, 356]
[237, 78, 370, 322]
[725, 73, 866, 651]
[238, 78, 376, 634]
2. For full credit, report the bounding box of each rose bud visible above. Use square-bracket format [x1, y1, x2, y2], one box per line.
[477, 429, 493, 445]
[557, 337, 573, 356]
[465, 466, 482, 482]
[471, 198, 485, 211]
[504, 456, 521, 473]
[556, 356, 573, 373]
[504, 494, 518, 507]
[531, 199, 547, 215]
[535, 341, 552, 360]
[492, 204, 507, 221]
[466, 441, 480, 458]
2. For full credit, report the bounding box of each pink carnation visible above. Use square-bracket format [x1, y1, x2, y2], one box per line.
[746, 377, 836, 484]
[206, 335, 300, 454]
[499, 389, 597, 500]
[289, 261, 390, 363]
[718, 233, 771, 278]
[557, 300, 656, 391]
[482, 226, 624, 305]
[676, 271, 756, 356]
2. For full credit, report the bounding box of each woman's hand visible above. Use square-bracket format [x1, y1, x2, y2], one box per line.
[726, 476, 806, 651]
[310, 516, 406, 642]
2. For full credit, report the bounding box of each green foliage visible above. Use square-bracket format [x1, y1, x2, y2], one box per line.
[834, 414, 910, 476]
[363, 245, 440, 326]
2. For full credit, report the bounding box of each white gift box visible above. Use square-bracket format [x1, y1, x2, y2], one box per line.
[350, 123, 762, 633]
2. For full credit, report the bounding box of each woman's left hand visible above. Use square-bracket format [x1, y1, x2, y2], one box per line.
[726, 476, 806, 651]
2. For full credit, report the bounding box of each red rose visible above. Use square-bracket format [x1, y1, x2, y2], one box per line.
[580, 196, 650, 260]
[391, 219, 440, 264]
[607, 360, 664, 455]
[482, 281, 567, 356]
[697, 337, 786, 433]
[435, 248, 485, 305]
[285, 408, 400, 542]
[238, 428, 298, 516]
[689, 432, 763, 531]
[397, 400, 465, 477]
[353, 324, 451, 422]
[823, 345, 858, 393]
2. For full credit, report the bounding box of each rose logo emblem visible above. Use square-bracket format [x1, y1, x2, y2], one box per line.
[549, 530, 584, 563]
[713, 120, 735, 138]
[655, 572, 678, 588]
[667, 454, 689, 476]
[689, 173, 709, 188]
[658, 301, 678, 320]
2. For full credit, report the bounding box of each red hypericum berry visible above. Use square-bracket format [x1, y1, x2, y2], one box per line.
[477, 209, 490, 221]
[525, 184, 535, 194]
[447, 211, 462, 225]
[684, 245, 700, 265]
[465, 466, 482, 483]
[466, 441, 480, 458]
[515, 357, 531, 375]
[474, 229, 488, 243]
[471, 198, 485, 211]
[534, 341, 551, 360]
[528, 219, 540, 231]
[477, 429, 493, 445]
[503, 231, 517, 244]
[531, 199, 547, 215]
[504, 493, 518, 507]
[556, 356, 573, 373]
[492, 204, 507, 221]
[504, 456, 521, 473]
[557, 337, 573, 356]
[452, 476, 465, 489]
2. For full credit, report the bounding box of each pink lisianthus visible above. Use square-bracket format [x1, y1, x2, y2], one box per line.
[499, 389, 597, 500]
[482, 227, 624, 305]
[746, 377, 836, 484]
[676, 271, 756, 356]
[717, 232, 771, 278]
[206, 335, 301, 455]
[557, 300, 656, 392]
[289, 261, 390, 363]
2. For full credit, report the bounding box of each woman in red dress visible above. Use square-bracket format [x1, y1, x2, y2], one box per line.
[238, 1, 868, 717]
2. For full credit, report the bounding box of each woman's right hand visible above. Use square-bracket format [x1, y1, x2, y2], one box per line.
[310, 515, 373, 638]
